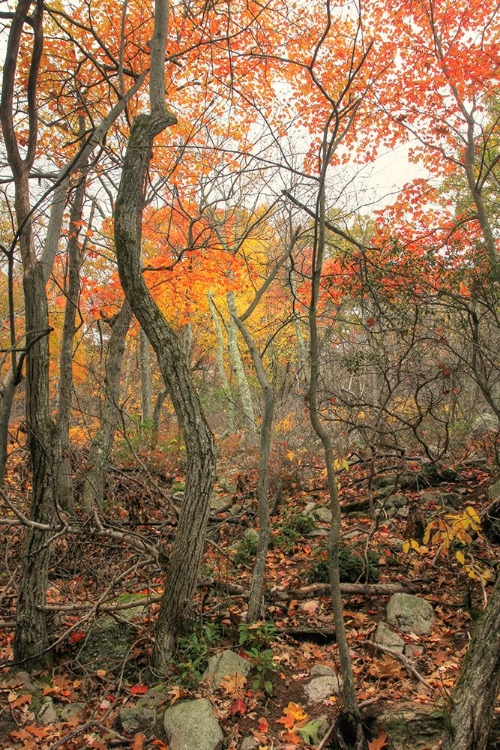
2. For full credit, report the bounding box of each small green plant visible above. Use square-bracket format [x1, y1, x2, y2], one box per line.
[307, 544, 379, 584]
[244, 647, 277, 695]
[238, 621, 277, 649]
[234, 532, 259, 566]
[271, 511, 316, 553]
[173, 622, 221, 686]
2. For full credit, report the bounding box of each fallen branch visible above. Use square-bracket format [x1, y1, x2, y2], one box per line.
[367, 640, 433, 690]
[270, 582, 417, 600]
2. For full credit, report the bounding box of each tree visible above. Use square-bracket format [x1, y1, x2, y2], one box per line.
[114, 0, 216, 674]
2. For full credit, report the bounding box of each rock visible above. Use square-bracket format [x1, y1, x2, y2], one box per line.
[421, 491, 438, 505]
[404, 644, 424, 659]
[438, 492, 462, 509]
[489, 479, 500, 501]
[374, 622, 405, 653]
[203, 650, 251, 689]
[378, 702, 444, 750]
[139, 685, 170, 709]
[210, 494, 228, 511]
[240, 736, 260, 750]
[313, 506, 332, 524]
[390, 494, 408, 508]
[120, 705, 156, 734]
[60, 702, 86, 721]
[304, 673, 342, 703]
[372, 473, 417, 494]
[37, 698, 58, 725]
[77, 614, 137, 673]
[387, 594, 434, 635]
[218, 477, 236, 494]
[5, 670, 39, 693]
[164, 698, 223, 750]
[310, 664, 338, 677]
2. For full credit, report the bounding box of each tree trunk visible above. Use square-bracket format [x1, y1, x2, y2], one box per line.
[82, 301, 132, 509]
[305, 138, 367, 749]
[443, 574, 500, 750]
[140, 327, 153, 424]
[54, 151, 89, 514]
[14, 260, 57, 669]
[227, 291, 257, 438]
[231, 314, 273, 622]
[114, 105, 216, 674]
[207, 291, 236, 432]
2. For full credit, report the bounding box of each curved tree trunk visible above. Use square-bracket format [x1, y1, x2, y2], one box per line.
[82, 301, 132, 509]
[443, 574, 500, 750]
[114, 6, 216, 672]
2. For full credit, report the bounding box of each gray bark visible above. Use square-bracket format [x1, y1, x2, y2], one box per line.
[231, 314, 273, 622]
[207, 291, 236, 432]
[140, 327, 153, 424]
[226, 291, 256, 437]
[54, 145, 89, 514]
[114, 5, 216, 672]
[443, 575, 500, 750]
[82, 301, 132, 509]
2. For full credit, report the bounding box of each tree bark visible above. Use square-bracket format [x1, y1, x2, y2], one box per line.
[54, 146, 89, 514]
[140, 327, 153, 424]
[226, 291, 257, 438]
[114, 63, 216, 673]
[82, 301, 132, 509]
[443, 575, 500, 750]
[207, 291, 236, 432]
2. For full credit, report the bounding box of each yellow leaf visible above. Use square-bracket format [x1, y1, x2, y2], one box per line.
[465, 507, 481, 525]
[456, 550, 465, 565]
[402, 540, 410, 554]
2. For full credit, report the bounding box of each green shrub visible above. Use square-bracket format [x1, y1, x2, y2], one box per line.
[308, 544, 379, 584]
[234, 532, 259, 566]
[172, 622, 221, 686]
[271, 511, 316, 553]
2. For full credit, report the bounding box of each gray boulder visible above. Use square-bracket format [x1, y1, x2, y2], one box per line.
[120, 704, 156, 734]
[304, 673, 342, 703]
[163, 698, 223, 750]
[387, 594, 434, 635]
[203, 649, 251, 688]
[374, 622, 405, 653]
[37, 698, 58, 725]
[60, 703, 86, 721]
[313, 506, 332, 524]
[489, 479, 500, 501]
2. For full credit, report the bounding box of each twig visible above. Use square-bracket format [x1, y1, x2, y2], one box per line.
[49, 720, 129, 749]
[367, 640, 433, 690]
[317, 719, 337, 749]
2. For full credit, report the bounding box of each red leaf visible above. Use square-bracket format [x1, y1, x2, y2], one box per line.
[230, 697, 247, 715]
[130, 684, 148, 695]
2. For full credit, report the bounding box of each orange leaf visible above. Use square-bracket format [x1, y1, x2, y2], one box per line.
[369, 730, 388, 750]
[9, 693, 32, 709]
[279, 729, 302, 745]
[132, 733, 146, 750]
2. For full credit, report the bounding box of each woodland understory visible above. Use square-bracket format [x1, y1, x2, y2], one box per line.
[1, 431, 500, 750]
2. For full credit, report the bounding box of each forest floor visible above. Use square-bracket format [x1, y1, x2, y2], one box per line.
[1, 441, 499, 749]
